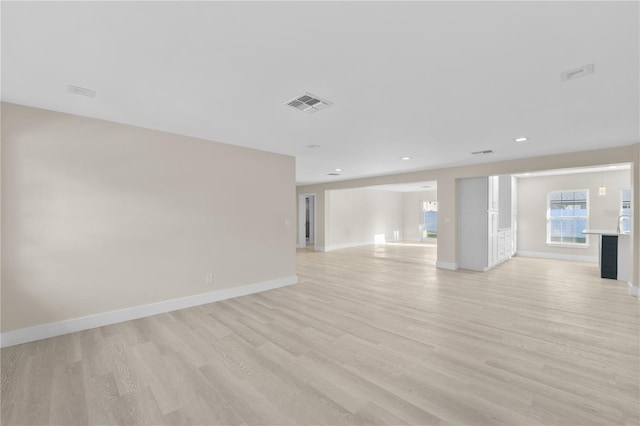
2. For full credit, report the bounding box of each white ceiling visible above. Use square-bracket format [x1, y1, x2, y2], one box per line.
[2, 2, 638, 185]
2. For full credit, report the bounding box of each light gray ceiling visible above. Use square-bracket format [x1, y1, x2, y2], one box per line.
[2, 1, 638, 185]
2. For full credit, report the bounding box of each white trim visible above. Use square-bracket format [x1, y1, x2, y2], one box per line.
[436, 261, 459, 270]
[323, 241, 375, 252]
[546, 242, 590, 249]
[0, 275, 298, 348]
[298, 193, 316, 249]
[628, 282, 639, 298]
[298, 193, 305, 248]
[516, 251, 598, 263]
[403, 237, 422, 242]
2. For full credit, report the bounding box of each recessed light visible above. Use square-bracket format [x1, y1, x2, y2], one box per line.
[68, 84, 96, 98]
[514, 137, 528, 143]
[401, 157, 412, 160]
[334, 168, 342, 172]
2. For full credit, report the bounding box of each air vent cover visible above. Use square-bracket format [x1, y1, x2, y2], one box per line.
[285, 93, 331, 114]
[472, 150, 494, 155]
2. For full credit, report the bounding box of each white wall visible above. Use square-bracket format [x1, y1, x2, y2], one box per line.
[517, 169, 631, 262]
[402, 190, 437, 241]
[1, 103, 296, 335]
[325, 188, 403, 250]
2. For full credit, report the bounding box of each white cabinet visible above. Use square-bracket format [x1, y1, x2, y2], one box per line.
[497, 229, 512, 262]
[458, 176, 513, 272]
[499, 175, 512, 229]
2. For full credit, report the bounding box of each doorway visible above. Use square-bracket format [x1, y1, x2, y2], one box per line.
[298, 193, 315, 248]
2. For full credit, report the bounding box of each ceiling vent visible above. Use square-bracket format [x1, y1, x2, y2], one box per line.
[327, 172, 341, 176]
[68, 85, 96, 98]
[472, 150, 494, 155]
[285, 93, 331, 113]
[561, 64, 594, 82]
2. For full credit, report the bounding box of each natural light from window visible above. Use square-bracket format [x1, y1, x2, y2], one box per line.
[547, 190, 588, 245]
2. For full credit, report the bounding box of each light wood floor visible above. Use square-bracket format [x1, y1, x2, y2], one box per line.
[2, 244, 639, 425]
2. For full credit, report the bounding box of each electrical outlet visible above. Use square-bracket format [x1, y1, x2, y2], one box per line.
[205, 273, 213, 284]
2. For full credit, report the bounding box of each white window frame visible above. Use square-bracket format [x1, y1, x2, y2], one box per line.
[546, 189, 589, 248]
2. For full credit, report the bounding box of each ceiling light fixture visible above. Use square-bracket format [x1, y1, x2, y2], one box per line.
[514, 137, 528, 143]
[598, 171, 606, 196]
[401, 157, 412, 160]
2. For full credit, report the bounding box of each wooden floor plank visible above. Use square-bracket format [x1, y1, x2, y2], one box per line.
[1, 243, 639, 425]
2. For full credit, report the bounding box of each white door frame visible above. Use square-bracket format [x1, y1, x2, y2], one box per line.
[298, 193, 316, 249]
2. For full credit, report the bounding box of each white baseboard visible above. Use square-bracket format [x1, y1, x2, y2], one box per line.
[628, 282, 639, 298]
[516, 251, 598, 263]
[0, 275, 298, 348]
[323, 241, 374, 252]
[436, 261, 459, 270]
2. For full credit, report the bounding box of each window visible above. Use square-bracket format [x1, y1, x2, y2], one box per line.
[547, 190, 588, 245]
[421, 201, 438, 239]
[621, 189, 631, 233]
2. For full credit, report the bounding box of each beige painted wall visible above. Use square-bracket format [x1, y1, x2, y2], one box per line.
[633, 144, 640, 288]
[1, 103, 296, 332]
[297, 144, 638, 286]
[517, 170, 631, 260]
[325, 188, 402, 249]
[402, 190, 437, 241]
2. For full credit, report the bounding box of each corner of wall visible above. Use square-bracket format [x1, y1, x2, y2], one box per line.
[435, 261, 459, 270]
[628, 282, 639, 298]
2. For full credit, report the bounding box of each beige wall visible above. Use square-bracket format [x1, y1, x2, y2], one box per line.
[297, 144, 639, 287]
[325, 188, 402, 249]
[517, 170, 631, 260]
[633, 144, 640, 288]
[402, 190, 437, 241]
[1, 103, 296, 332]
